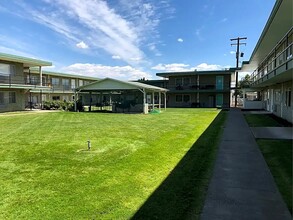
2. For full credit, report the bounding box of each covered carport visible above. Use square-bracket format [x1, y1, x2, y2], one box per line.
[74, 78, 168, 114]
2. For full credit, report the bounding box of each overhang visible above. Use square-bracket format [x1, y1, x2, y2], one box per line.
[76, 77, 168, 93]
[241, 0, 292, 71]
[0, 52, 52, 67]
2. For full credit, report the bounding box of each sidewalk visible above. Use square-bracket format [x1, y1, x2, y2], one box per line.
[200, 108, 291, 220]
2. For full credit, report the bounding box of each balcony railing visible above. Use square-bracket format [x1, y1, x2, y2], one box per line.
[167, 83, 231, 91]
[250, 28, 293, 83]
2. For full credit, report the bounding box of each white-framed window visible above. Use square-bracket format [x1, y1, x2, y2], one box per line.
[0, 63, 15, 76]
[52, 78, 60, 86]
[9, 92, 16, 103]
[71, 79, 76, 89]
[62, 78, 70, 90]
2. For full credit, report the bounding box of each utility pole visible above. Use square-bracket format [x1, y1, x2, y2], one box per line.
[230, 37, 247, 107]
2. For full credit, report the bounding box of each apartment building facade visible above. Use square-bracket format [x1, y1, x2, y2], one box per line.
[0, 53, 52, 112]
[241, 0, 292, 123]
[0, 52, 99, 112]
[156, 69, 234, 108]
[26, 68, 99, 108]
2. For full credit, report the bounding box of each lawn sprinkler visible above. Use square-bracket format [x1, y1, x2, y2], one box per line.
[87, 140, 91, 151]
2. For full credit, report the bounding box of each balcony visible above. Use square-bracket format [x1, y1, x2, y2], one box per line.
[167, 83, 231, 92]
[250, 30, 293, 87]
[0, 75, 49, 89]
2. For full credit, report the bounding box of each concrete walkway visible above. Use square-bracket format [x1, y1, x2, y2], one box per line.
[201, 108, 291, 220]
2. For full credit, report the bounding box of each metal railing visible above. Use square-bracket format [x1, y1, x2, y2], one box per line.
[167, 83, 231, 91]
[250, 28, 293, 83]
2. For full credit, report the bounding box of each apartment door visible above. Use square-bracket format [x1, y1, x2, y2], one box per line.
[208, 95, 215, 107]
[216, 94, 223, 107]
[216, 76, 224, 90]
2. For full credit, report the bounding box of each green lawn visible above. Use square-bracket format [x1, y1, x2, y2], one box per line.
[257, 140, 292, 214]
[244, 114, 283, 127]
[0, 108, 226, 219]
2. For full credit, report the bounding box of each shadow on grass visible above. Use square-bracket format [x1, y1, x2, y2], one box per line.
[131, 111, 227, 220]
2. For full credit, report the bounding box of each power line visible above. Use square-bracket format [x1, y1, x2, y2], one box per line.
[230, 37, 247, 107]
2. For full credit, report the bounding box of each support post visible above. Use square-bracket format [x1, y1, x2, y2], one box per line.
[152, 91, 155, 110]
[74, 90, 77, 112]
[159, 92, 161, 112]
[89, 91, 92, 112]
[164, 92, 167, 111]
[39, 66, 42, 86]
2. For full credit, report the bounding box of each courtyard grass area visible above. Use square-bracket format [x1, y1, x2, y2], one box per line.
[244, 114, 283, 127]
[0, 108, 226, 219]
[257, 140, 292, 214]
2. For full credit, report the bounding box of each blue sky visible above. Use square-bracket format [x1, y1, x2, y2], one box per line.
[0, 0, 275, 80]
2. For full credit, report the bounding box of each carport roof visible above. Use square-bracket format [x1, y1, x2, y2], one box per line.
[76, 77, 168, 92]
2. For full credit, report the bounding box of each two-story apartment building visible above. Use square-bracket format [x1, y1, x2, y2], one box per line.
[0, 53, 52, 112]
[0, 52, 99, 112]
[156, 69, 234, 108]
[26, 68, 99, 108]
[241, 0, 292, 123]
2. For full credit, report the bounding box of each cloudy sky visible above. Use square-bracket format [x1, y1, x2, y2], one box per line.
[0, 0, 275, 80]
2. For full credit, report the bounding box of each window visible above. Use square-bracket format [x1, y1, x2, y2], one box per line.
[62, 79, 70, 90]
[52, 78, 60, 86]
[285, 88, 291, 107]
[175, 78, 182, 86]
[0, 63, 15, 76]
[183, 77, 190, 86]
[176, 95, 190, 103]
[9, 92, 16, 103]
[52, 96, 60, 100]
[71, 79, 76, 89]
[0, 92, 4, 104]
[176, 95, 183, 102]
[274, 89, 281, 103]
[183, 94, 190, 102]
[79, 80, 83, 86]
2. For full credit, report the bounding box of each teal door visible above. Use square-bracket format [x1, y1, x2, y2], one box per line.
[216, 76, 224, 90]
[216, 94, 223, 107]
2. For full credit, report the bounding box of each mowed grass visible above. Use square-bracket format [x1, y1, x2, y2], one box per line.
[0, 108, 225, 219]
[257, 140, 292, 213]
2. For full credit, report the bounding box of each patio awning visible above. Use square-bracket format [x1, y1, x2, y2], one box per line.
[76, 77, 168, 93]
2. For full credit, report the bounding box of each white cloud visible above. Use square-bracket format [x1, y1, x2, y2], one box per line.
[152, 63, 227, 72]
[230, 51, 236, 54]
[112, 55, 121, 60]
[76, 41, 88, 49]
[62, 63, 152, 80]
[177, 38, 183, 42]
[11, 0, 174, 65]
[152, 63, 191, 72]
[195, 63, 223, 71]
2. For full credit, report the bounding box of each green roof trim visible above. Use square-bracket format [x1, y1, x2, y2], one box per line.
[28, 67, 100, 81]
[156, 69, 234, 78]
[0, 52, 52, 67]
